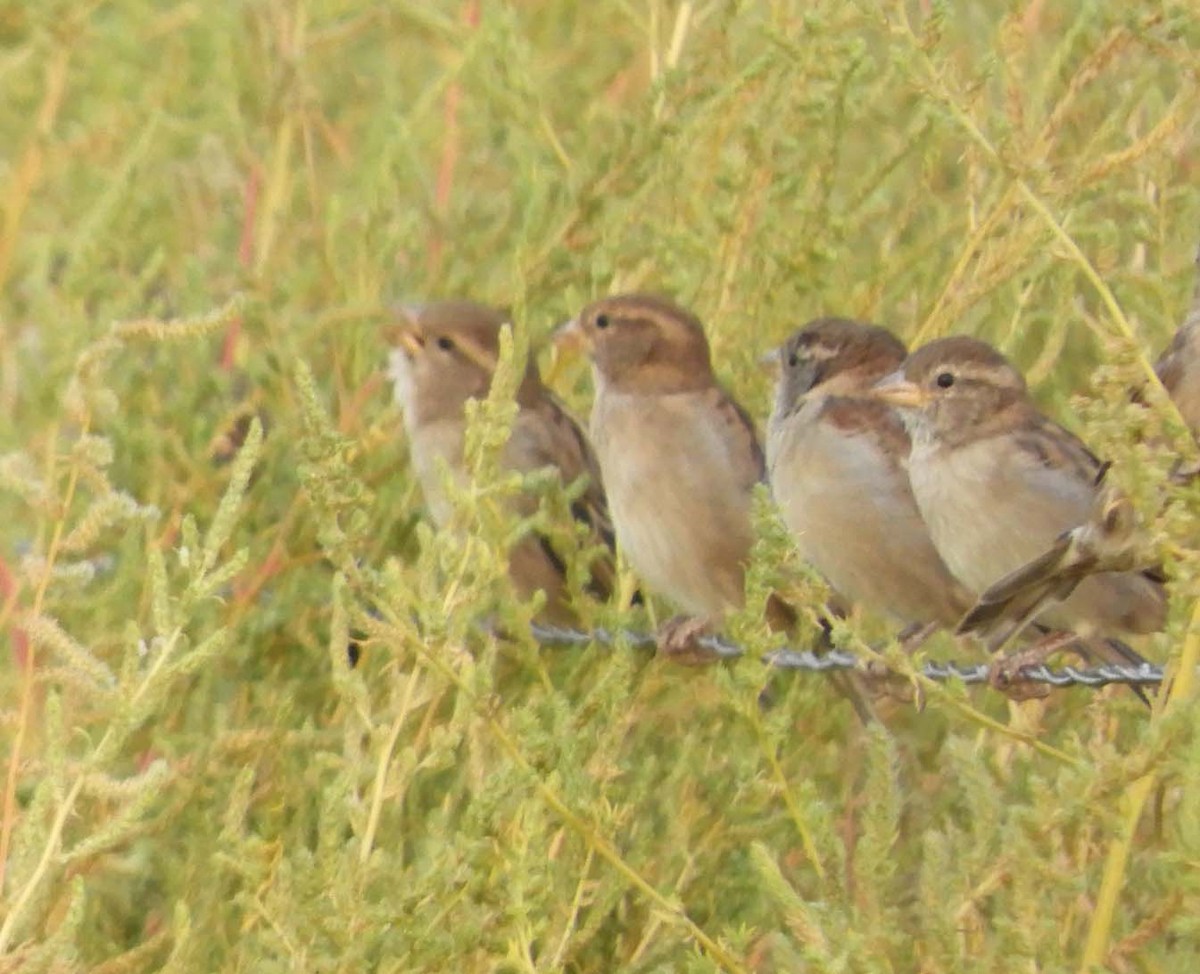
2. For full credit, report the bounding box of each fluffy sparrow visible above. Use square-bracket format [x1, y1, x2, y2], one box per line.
[987, 247, 1200, 631]
[555, 293, 796, 648]
[766, 318, 973, 633]
[873, 336, 1166, 671]
[387, 300, 616, 624]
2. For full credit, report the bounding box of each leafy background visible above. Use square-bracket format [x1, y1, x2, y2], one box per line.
[2, 1, 1199, 971]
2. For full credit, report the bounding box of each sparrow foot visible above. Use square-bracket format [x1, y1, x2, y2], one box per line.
[656, 615, 722, 665]
[989, 630, 1079, 699]
[897, 621, 939, 652]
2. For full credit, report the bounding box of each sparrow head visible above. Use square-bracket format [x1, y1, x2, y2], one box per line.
[386, 300, 541, 426]
[872, 336, 1028, 441]
[772, 318, 907, 416]
[555, 293, 714, 394]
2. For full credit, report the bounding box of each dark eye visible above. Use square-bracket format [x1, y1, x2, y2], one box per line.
[594, 314, 610, 330]
[935, 371, 955, 389]
[788, 353, 799, 368]
[435, 335, 455, 351]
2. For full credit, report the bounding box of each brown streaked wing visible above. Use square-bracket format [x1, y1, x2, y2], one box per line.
[1009, 409, 1106, 485]
[527, 392, 619, 599]
[1155, 324, 1193, 395]
[706, 385, 766, 488]
[819, 397, 910, 472]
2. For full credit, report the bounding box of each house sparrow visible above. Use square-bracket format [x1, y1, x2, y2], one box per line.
[766, 318, 973, 634]
[554, 293, 796, 649]
[986, 245, 1200, 630]
[872, 336, 1166, 674]
[386, 300, 616, 624]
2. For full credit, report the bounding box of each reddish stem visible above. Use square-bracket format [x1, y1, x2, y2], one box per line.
[0, 556, 29, 892]
[232, 542, 289, 611]
[219, 165, 262, 371]
[339, 373, 384, 435]
[0, 556, 25, 669]
[426, 0, 480, 276]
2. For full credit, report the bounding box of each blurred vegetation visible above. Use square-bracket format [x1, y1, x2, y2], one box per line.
[1, 1, 1199, 971]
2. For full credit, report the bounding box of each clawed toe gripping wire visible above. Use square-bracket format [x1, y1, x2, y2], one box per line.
[528, 624, 1165, 689]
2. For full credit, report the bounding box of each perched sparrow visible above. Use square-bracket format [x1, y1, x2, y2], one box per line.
[387, 300, 616, 623]
[873, 336, 1166, 669]
[766, 318, 972, 633]
[555, 294, 796, 645]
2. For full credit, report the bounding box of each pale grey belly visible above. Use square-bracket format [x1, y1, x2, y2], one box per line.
[410, 424, 466, 527]
[605, 456, 751, 617]
[907, 447, 1046, 595]
[598, 398, 753, 617]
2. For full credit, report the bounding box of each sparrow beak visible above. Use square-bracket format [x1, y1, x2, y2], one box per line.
[552, 316, 588, 354]
[871, 370, 928, 409]
[758, 347, 782, 375]
[386, 304, 425, 356]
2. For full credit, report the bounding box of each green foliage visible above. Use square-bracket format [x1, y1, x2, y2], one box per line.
[1, 1, 1198, 971]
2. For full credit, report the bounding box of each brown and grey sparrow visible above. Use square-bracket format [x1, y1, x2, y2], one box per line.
[555, 293, 797, 651]
[766, 318, 973, 633]
[873, 336, 1166, 672]
[981, 248, 1200, 633]
[387, 300, 616, 624]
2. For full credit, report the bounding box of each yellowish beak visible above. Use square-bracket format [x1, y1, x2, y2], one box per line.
[392, 326, 424, 357]
[758, 347, 782, 376]
[871, 370, 929, 409]
[386, 304, 425, 355]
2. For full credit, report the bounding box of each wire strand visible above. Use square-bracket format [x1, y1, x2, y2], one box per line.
[528, 624, 1165, 688]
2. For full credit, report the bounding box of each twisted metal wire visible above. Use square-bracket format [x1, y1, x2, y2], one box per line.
[529, 624, 1166, 689]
